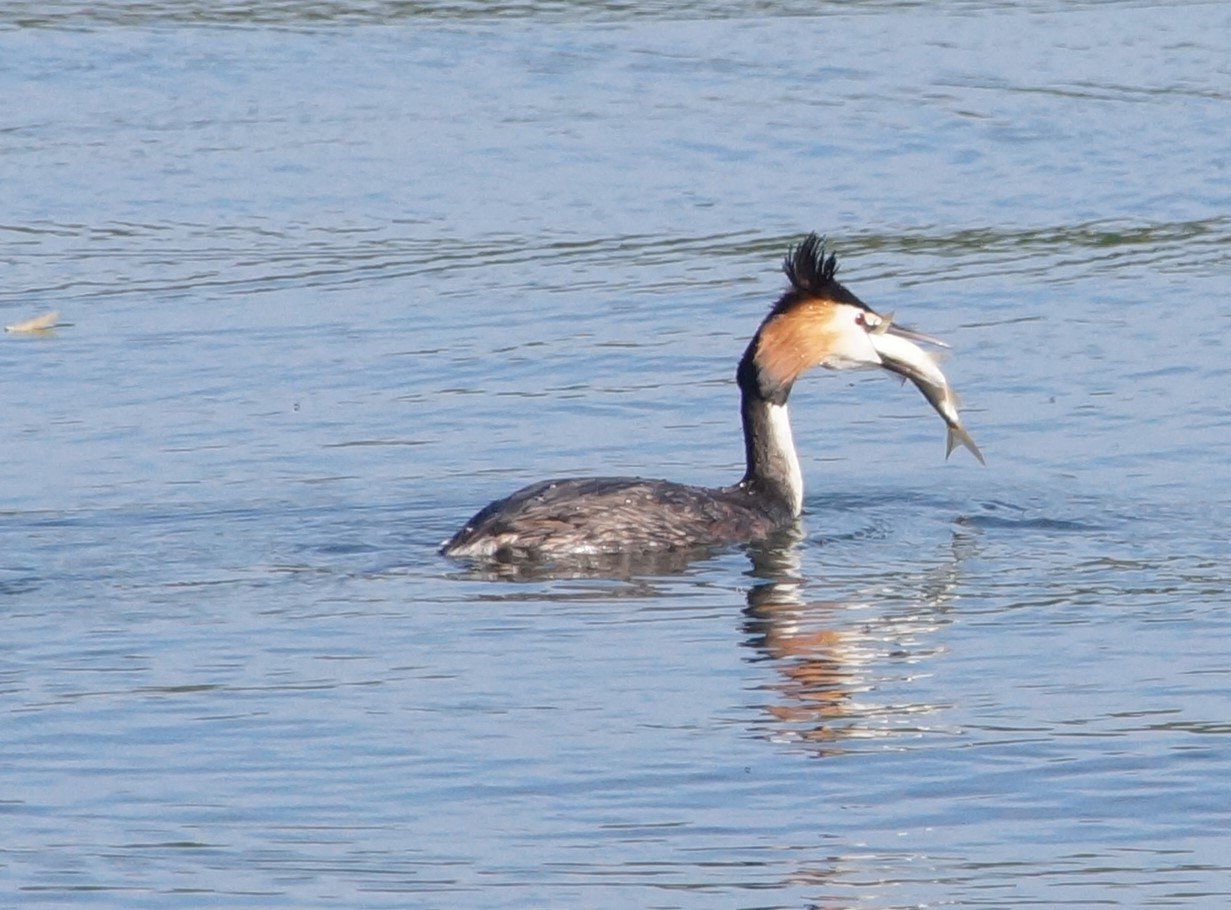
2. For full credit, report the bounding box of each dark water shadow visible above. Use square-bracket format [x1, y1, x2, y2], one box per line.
[440, 541, 732, 584]
[954, 497, 1109, 532]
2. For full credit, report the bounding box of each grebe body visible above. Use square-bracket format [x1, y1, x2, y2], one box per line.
[441, 477, 792, 559]
[442, 234, 982, 563]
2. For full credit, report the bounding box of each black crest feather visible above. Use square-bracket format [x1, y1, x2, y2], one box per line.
[784, 233, 838, 292]
[771, 232, 867, 315]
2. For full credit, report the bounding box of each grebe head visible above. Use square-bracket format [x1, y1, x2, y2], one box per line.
[742, 233, 984, 463]
[746, 234, 911, 400]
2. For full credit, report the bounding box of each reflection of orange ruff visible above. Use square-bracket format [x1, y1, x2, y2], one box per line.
[766, 627, 854, 724]
[752, 594, 861, 736]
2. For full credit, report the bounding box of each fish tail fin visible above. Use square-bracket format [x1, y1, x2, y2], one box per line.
[946, 424, 986, 465]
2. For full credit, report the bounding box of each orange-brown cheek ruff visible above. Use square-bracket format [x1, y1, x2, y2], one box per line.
[753, 300, 846, 393]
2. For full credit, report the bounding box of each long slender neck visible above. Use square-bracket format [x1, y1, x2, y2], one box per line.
[736, 343, 804, 517]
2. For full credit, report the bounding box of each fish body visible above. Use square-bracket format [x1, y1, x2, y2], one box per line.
[867, 328, 985, 464]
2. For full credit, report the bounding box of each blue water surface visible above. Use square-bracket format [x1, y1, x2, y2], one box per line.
[2, 2, 1230, 907]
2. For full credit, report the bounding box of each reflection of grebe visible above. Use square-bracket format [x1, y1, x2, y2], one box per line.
[442, 234, 982, 562]
[743, 531, 973, 754]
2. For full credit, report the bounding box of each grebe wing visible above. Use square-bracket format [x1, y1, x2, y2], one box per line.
[441, 477, 777, 559]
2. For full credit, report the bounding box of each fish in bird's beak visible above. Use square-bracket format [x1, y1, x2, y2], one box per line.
[864, 315, 985, 465]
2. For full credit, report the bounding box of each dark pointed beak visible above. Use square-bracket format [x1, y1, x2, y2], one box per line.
[881, 321, 950, 349]
[866, 310, 950, 349]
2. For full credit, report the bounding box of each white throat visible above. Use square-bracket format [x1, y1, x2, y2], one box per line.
[767, 402, 804, 517]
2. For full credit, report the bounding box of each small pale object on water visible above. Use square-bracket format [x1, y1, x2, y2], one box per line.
[4, 311, 59, 334]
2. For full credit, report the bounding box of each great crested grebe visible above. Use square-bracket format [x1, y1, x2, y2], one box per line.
[442, 234, 983, 562]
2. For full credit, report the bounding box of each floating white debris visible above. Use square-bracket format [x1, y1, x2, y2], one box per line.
[4, 311, 60, 334]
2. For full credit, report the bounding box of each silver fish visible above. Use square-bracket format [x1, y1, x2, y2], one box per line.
[868, 326, 985, 465]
